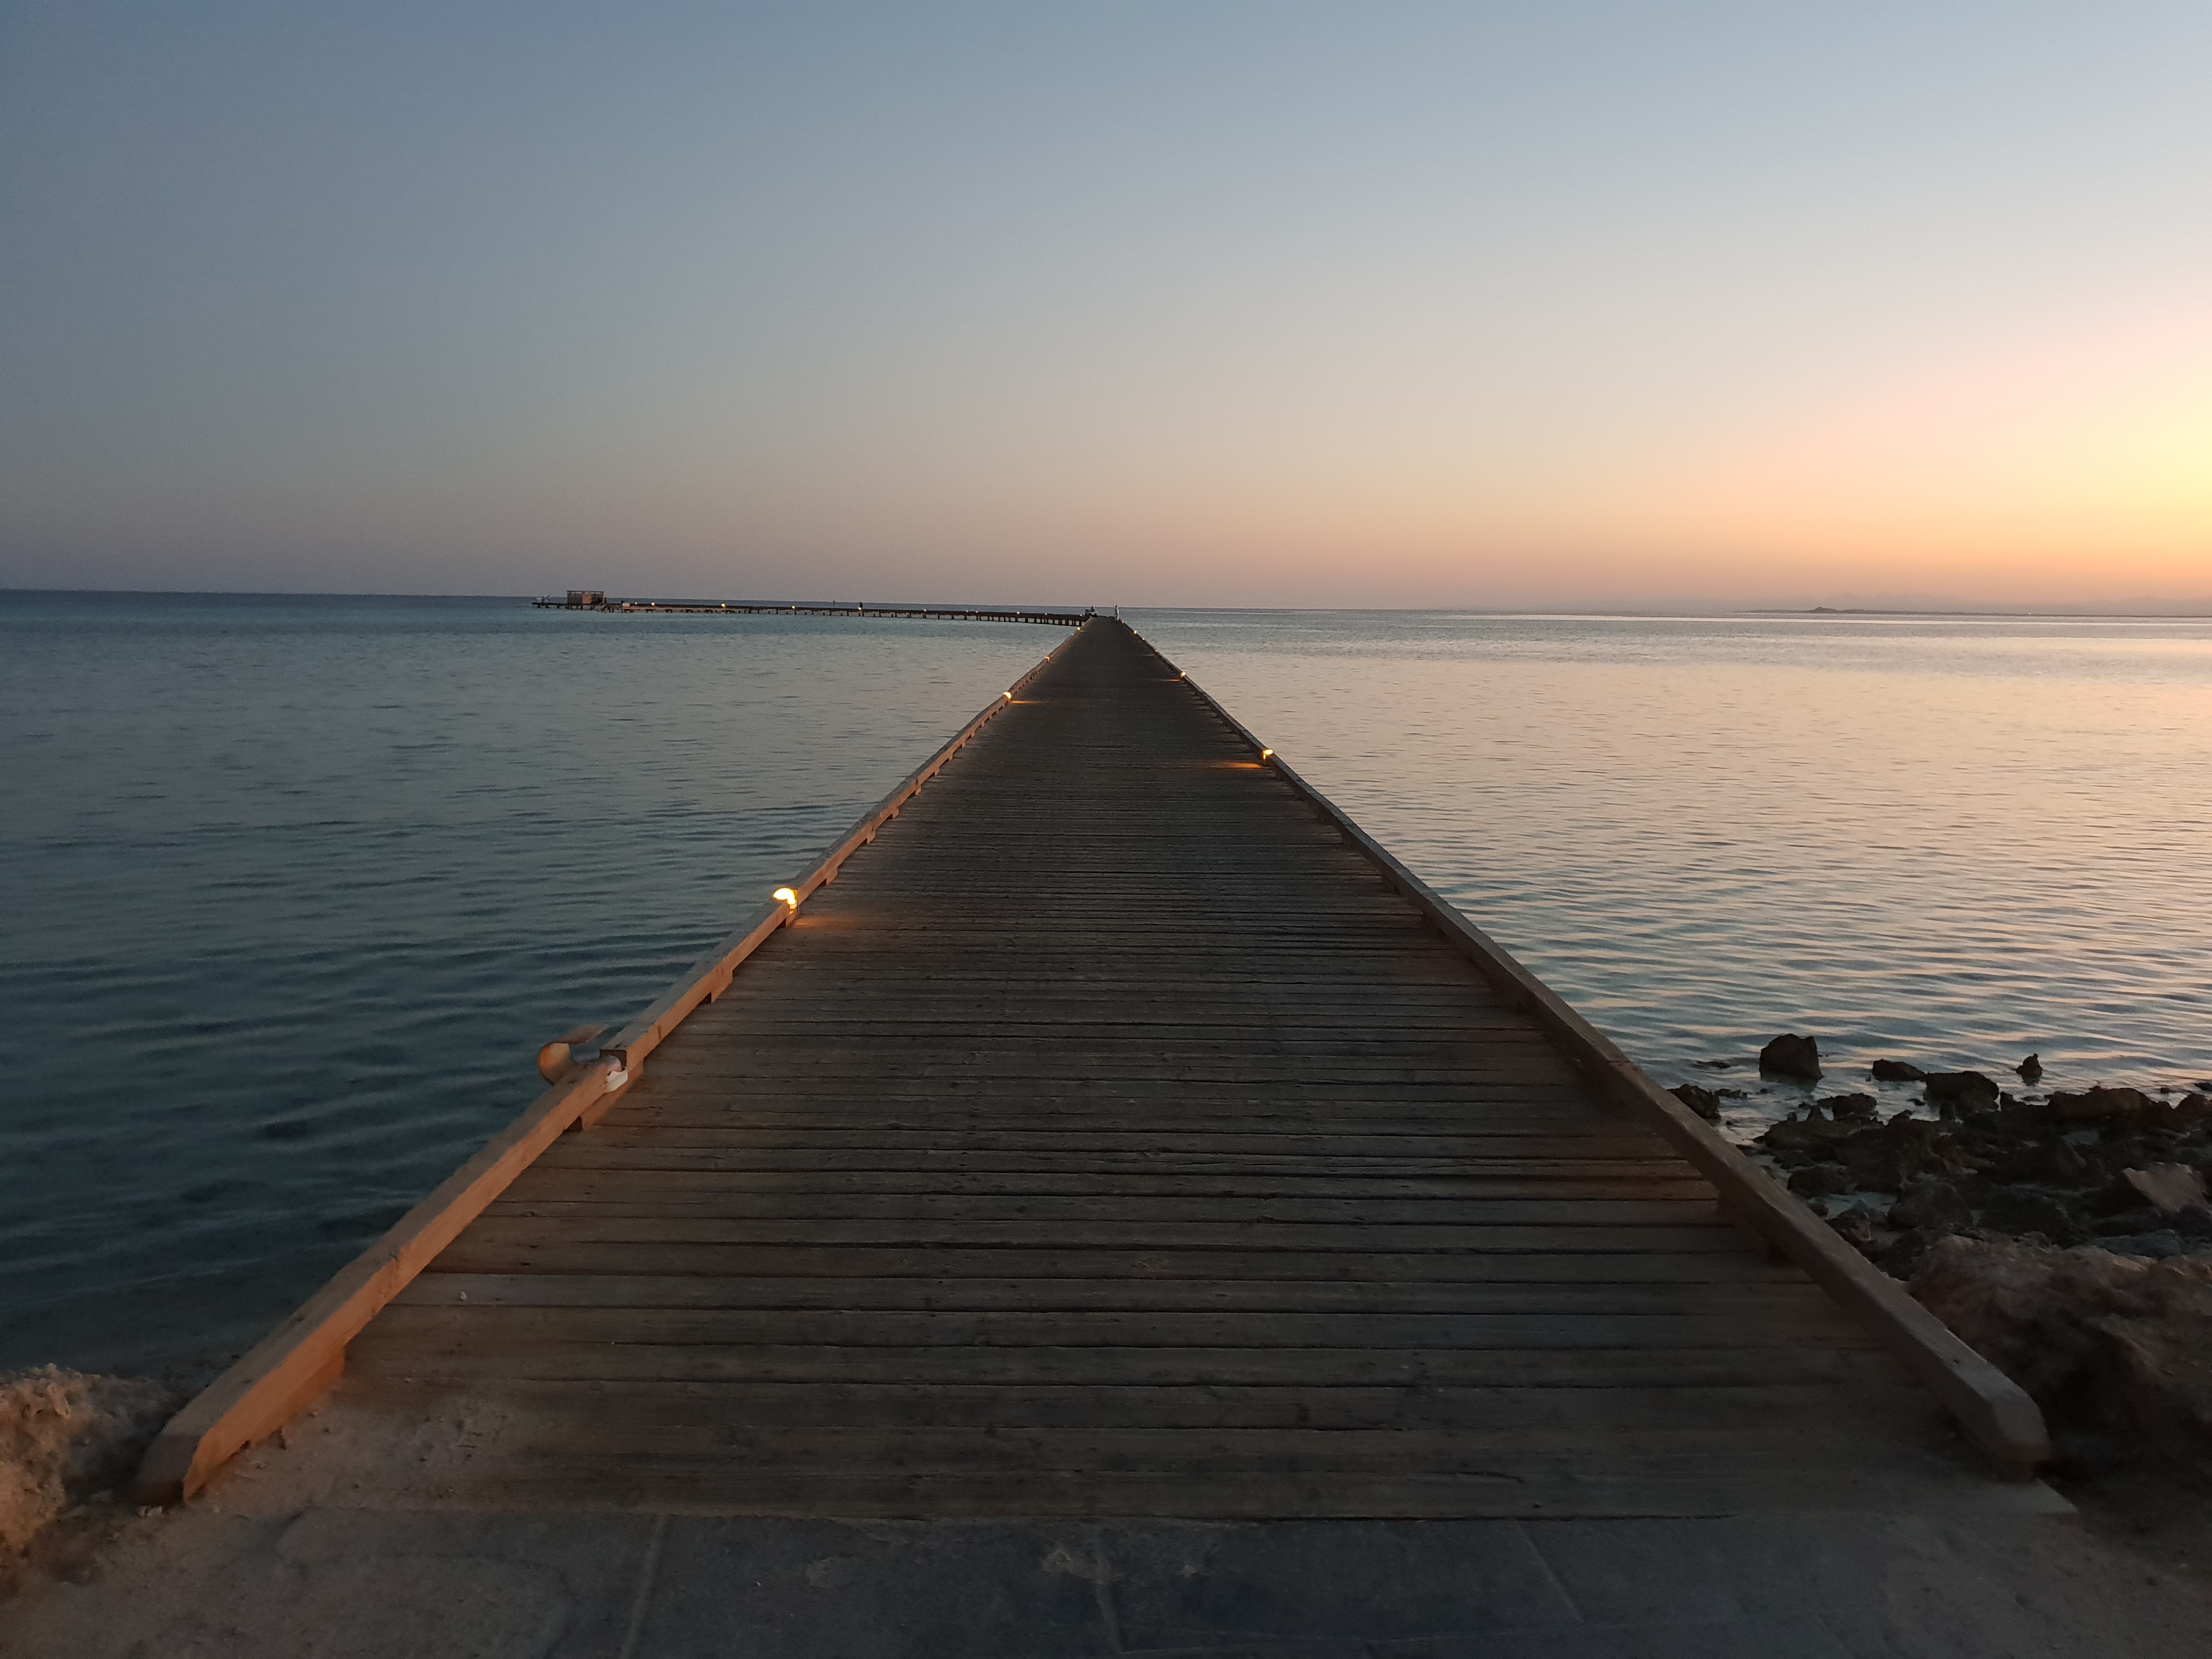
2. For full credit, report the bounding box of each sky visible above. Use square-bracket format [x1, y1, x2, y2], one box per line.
[2, 2, 2209, 609]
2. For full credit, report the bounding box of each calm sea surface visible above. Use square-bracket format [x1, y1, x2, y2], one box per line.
[4, 594, 2210, 1376]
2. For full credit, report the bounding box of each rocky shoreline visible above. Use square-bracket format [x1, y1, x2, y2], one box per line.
[1675, 1034, 2212, 1477]
[1671, 1034, 2212, 1272]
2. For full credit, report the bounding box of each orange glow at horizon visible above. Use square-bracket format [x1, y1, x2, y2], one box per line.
[1542, 300, 2212, 600]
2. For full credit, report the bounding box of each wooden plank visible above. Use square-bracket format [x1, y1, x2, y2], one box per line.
[628, 1070, 1602, 1092]
[425, 1423, 1960, 1472]
[550, 1153, 1700, 1180]
[476, 1191, 1726, 1226]
[551, 1139, 1700, 1170]
[503, 1169, 1716, 1203]
[639, 1074, 1593, 1094]
[345, 1374, 1931, 1433]
[525, 1164, 1716, 1199]
[597, 1127, 1659, 1149]
[517, 1110, 1654, 1138]
[392, 1273, 1838, 1316]
[457, 1216, 1749, 1252]
[356, 1305, 1882, 1351]
[701, 996, 1514, 1014]
[336, 1340, 1909, 1390]
[696, 1033, 1554, 1052]
[421, 1243, 1798, 1284]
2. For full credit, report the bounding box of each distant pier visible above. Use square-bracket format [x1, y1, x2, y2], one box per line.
[535, 589, 1092, 626]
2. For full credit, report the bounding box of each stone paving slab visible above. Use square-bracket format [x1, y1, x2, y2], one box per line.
[9, 1501, 2209, 1658]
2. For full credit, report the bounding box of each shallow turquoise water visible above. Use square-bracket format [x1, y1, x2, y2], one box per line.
[4, 594, 2209, 1375]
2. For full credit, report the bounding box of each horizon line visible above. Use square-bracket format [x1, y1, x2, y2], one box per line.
[7, 584, 2212, 622]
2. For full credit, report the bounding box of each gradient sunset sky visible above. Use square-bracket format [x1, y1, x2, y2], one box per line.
[3, 2, 2208, 608]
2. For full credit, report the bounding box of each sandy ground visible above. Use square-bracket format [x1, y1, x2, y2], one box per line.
[4, 1391, 2210, 1659]
[2053, 1466, 2212, 1587]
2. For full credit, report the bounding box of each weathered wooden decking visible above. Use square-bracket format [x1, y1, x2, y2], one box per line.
[225, 617, 2033, 1520]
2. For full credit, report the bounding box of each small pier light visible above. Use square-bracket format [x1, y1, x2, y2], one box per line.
[1260, 748, 1274, 762]
[774, 887, 799, 912]
[1002, 690, 1013, 700]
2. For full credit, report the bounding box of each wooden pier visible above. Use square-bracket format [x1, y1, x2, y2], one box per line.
[140, 619, 2051, 1517]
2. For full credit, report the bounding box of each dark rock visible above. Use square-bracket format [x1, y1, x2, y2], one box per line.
[1668, 1084, 1723, 1121]
[1870, 1059, 1926, 1082]
[1690, 1058, 1734, 1070]
[1978, 1187, 2088, 1245]
[1923, 1071, 2002, 1113]
[1818, 1092, 1878, 1122]
[1755, 1110, 1857, 1166]
[2043, 1085, 2158, 1126]
[2099, 1231, 2192, 1260]
[1714, 1087, 1749, 1099]
[1828, 1208, 1879, 1250]
[1889, 1176, 1971, 1233]
[2085, 1174, 2159, 1218]
[1875, 1224, 1970, 1278]
[1787, 1162, 1854, 1198]
[1982, 1137, 2091, 1184]
[1833, 1113, 1948, 1190]
[2017, 1054, 2044, 1084]
[1908, 1236, 2212, 1465]
[2095, 1206, 2168, 1237]
[2120, 1164, 2208, 1216]
[1759, 1033, 1821, 1081]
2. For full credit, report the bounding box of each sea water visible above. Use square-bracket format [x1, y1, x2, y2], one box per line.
[3, 593, 2209, 1376]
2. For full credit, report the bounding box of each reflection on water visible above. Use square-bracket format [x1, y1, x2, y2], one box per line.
[3, 595, 2208, 1376]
